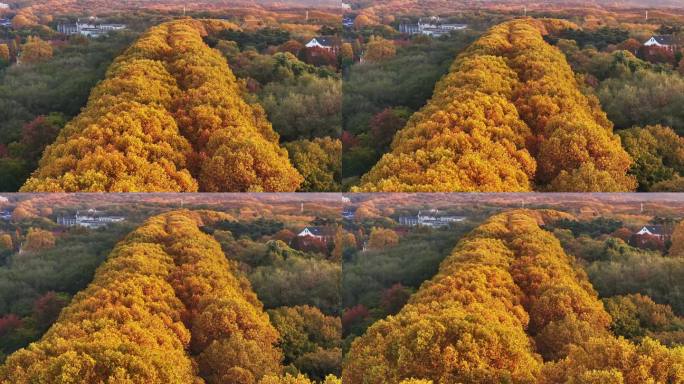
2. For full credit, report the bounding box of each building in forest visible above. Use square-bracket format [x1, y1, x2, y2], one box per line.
[399, 17, 467, 37]
[306, 36, 340, 52]
[57, 209, 125, 229]
[644, 35, 676, 51]
[57, 19, 126, 37]
[398, 209, 465, 228]
[630, 224, 672, 251]
[635, 225, 670, 240]
[297, 226, 335, 243]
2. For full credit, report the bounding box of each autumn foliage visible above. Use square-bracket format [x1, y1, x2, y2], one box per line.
[23, 228, 55, 251]
[21, 19, 302, 192]
[355, 19, 635, 192]
[342, 210, 684, 383]
[0, 211, 284, 383]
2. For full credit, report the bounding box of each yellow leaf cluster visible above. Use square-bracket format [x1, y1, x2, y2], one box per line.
[0, 233, 12, 250]
[356, 19, 635, 192]
[367, 227, 399, 250]
[23, 227, 55, 251]
[20, 36, 53, 64]
[0, 210, 283, 384]
[21, 19, 302, 192]
[342, 210, 683, 383]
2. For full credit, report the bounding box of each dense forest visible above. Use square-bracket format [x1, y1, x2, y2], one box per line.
[352, 19, 635, 192]
[1, 194, 684, 382]
[341, 31, 482, 186]
[213, 29, 342, 192]
[341, 2, 684, 192]
[0, 9, 343, 192]
[0, 223, 132, 362]
[0, 210, 342, 384]
[0, 33, 138, 192]
[342, 210, 684, 383]
[0, 192, 344, 383]
[18, 19, 306, 193]
[552, 31, 684, 191]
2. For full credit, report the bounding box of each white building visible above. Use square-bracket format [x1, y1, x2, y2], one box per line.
[399, 17, 467, 37]
[0, 3, 9, 10]
[635, 225, 668, 239]
[57, 20, 126, 38]
[398, 209, 465, 228]
[305, 36, 338, 52]
[57, 209, 125, 229]
[644, 35, 676, 51]
[297, 226, 335, 243]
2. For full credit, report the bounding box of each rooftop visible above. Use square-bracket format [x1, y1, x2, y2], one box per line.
[651, 35, 675, 45]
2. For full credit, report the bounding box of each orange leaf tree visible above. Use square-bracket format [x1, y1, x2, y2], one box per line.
[342, 210, 683, 383]
[356, 19, 635, 192]
[0, 210, 283, 384]
[21, 19, 302, 192]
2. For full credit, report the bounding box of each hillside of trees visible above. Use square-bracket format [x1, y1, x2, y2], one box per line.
[0, 193, 344, 383]
[212, 29, 343, 192]
[353, 19, 636, 192]
[19, 19, 304, 192]
[0, 210, 342, 384]
[550, 30, 684, 191]
[547, 216, 684, 338]
[0, 10, 343, 192]
[342, 210, 684, 383]
[341, 31, 482, 187]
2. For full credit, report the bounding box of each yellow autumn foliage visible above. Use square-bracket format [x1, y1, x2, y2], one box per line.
[0, 210, 283, 384]
[342, 210, 683, 383]
[21, 19, 302, 192]
[356, 19, 635, 192]
[259, 374, 341, 384]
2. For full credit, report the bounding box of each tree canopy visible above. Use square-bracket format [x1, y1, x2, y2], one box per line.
[21, 20, 302, 192]
[343, 210, 684, 383]
[0, 210, 284, 383]
[354, 19, 635, 192]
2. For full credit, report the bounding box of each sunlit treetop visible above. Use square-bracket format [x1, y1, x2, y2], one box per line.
[21, 19, 302, 192]
[355, 19, 636, 192]
[343, 209, 684, 383]
[0, 210, 284, 384]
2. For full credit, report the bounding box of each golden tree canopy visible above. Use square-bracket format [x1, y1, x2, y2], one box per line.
[0, 210, 283, 384]
[23, 228, 55, 251]
[20, 36, 53, 64]
[356, 19, 635, 192]
[343, 210, 683, 383]
[21, 19, 302, 192]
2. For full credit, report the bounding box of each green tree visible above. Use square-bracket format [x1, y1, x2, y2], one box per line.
[285, 137, 341, 192]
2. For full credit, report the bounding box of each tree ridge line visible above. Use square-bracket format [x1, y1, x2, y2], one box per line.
[0, 210, 342, 384]
[343, 209, 684, 383]
[355, 19, 636, 192]
[20, 19, 303, 193]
